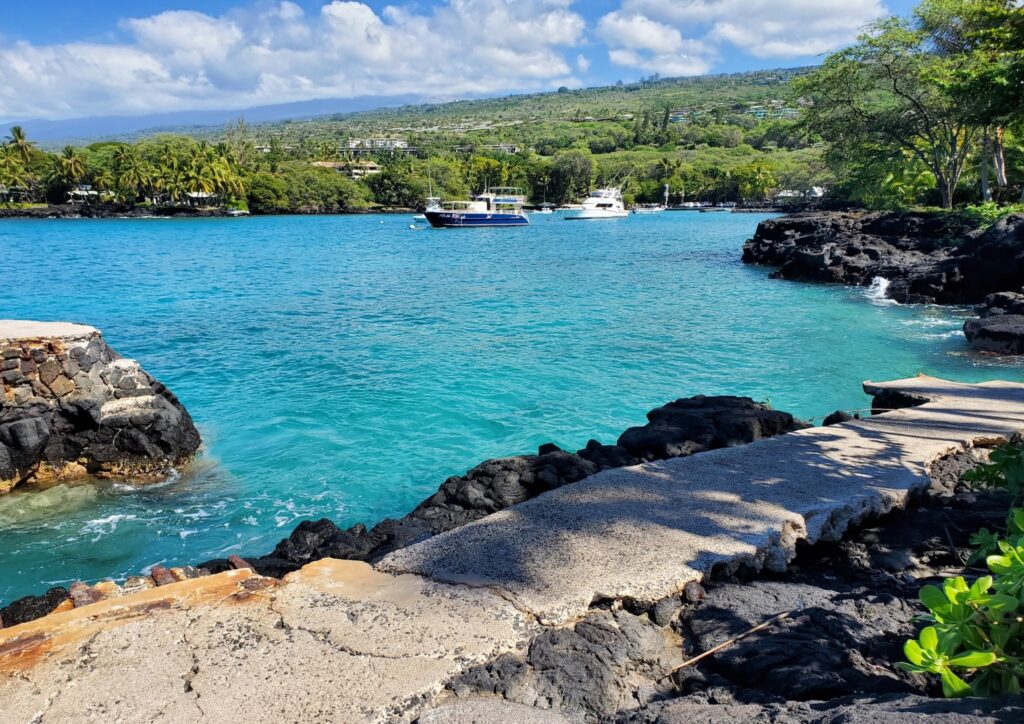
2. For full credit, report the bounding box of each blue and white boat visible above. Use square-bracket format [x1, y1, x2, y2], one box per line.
[425, 187, 530, 228]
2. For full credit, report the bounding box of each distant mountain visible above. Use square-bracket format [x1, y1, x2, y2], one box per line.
[8, 95, 424, 146]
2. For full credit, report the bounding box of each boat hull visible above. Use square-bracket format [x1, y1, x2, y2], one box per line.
[563, 209, 629, 220]
[425, 211, 530, 228]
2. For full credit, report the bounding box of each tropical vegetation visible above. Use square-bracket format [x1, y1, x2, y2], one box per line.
[799, 0, 1024, 210]
[902, 443, 1024, 697]
[2, 0, 1021, 216]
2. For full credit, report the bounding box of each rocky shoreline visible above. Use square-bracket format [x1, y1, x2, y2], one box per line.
[199, 396, 807, 578]
[0, 204, 417, 219]
[1, 394, 805, 624]
[0, 321, 200, 495]
[4, 376, 1023, 723]
[442, 453, 1019, 721]
[742, 210, 1024, 304]
[743, 210, 1024, 355]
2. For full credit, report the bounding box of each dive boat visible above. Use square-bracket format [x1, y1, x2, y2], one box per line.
[563, 188, 629, 220]
[425, 187, 530, 228]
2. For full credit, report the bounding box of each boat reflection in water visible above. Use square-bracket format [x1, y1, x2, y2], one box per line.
[425, 188, 530, 228]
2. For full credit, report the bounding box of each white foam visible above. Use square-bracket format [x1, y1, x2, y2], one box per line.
[864, 277, 897, 305]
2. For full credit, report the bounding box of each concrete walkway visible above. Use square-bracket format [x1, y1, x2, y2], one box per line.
[381, 376, 1024, 624]
[1, 376, 1023, 722]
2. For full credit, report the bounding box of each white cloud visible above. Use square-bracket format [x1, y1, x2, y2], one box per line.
[614, 0, 887, 59]
[0, 0, 586, 120]
[576, 54, 590, 73]
[597, 12, 683, 55]
[597, 9, 715, 77]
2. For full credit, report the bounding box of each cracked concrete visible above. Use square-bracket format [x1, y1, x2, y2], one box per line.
[1, 377, 1024, 722]
[0, 561, 533, 723]
[379, 377, 1024, 624]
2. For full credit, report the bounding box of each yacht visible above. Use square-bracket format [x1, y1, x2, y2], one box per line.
[563, 188, 629, 220]
[425, 187, 530, 228]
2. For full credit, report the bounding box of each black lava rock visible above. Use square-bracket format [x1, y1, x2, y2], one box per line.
[0, 587, 70, 628]
[743, 211, 1024, 304]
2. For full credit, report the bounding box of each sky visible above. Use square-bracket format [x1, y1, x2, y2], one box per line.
[0, 0, 919, 123]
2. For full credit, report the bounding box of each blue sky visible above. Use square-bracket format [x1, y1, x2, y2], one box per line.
[0, 0, 919, 121]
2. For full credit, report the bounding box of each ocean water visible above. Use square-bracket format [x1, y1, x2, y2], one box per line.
[0, 212, 1020, 603]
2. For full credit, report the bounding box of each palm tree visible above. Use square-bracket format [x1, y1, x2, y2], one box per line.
[6, 126, 36, 164]
[53, 146, 87, 186]
[113, 145, 152, 204]
[91, 169, 114, 198]
[0, 146, 28, 201]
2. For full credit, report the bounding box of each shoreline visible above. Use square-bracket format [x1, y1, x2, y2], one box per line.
[0, 204, 790, 220]
[3, 376, 1023, 722]
[2, 394, 807, 617]
[0, 204, 420, 219]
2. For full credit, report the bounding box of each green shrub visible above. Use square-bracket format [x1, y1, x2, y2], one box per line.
[902, 443, 1024, 697]
[960, 202, 1024, 229]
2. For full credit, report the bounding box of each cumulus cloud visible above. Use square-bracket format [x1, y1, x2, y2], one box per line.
[598, 0, 886, 76]
[597, 10, 715, 76]
[0, 0, 586, 120]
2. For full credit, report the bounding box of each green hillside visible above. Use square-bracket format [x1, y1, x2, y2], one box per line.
[2, 67, 828, 212]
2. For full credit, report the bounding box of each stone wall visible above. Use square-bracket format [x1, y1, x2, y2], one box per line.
[0, 321, 200, 494]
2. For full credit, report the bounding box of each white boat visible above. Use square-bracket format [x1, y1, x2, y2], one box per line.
[563, 188, 629, 220]
[631, 204, 665, 214]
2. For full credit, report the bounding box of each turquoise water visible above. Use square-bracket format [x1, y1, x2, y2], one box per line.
[0, 213, 1020, 602]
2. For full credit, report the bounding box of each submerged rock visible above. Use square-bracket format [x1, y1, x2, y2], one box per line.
[742, 211, 1024, 304]
[0, 321, 200, 494]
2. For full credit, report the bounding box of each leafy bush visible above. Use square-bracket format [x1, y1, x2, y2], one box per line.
[960, 202, 1024, 228]
[902, 443, 1024, 697]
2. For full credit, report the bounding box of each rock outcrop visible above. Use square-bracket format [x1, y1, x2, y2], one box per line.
[742, 211, 1024, 304]
[963, 291, 1024, 355]
[0, 321, 200, 494]
[206, 396, 806, 576]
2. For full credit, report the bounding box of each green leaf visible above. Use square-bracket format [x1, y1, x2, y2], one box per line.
[920, 585, 950, 613]
[1010, 509, 1024, 534]
[988, 555, 1013, 574]
[920, 626, 939, 652]
[940, 668, 972, 698]
[969, 576, 993, 598]
[904, 639, 925, 665]
[948, 650, 997, 668]
[984, 594, 1020, 613]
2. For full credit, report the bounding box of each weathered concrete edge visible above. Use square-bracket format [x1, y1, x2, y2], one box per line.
[377, 376, 1024, 624]
[0, 320, 100, 343]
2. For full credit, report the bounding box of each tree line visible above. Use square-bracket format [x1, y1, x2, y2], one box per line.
[800, 0, 1024, 210]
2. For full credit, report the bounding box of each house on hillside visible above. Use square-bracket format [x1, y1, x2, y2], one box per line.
[346, 138, 413, 156]
[311, 160, 382, 178]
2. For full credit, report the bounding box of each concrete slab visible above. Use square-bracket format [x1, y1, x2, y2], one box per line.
[0, 560, 534, 723]
[380, 376, 1024, 624]
[0, 320, 98, 342]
